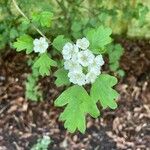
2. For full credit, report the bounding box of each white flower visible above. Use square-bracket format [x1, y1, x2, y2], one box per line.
[86, 71, 98, 84]
[33, 37, 48, 53]
[77, 50, 94, 67]
[89, 55, 104, 68]
[73, 44, 79, 53]
[71, 53, 78, 62]
[62, 43, 79, 60]
[95, 55, 104, 66]
[76, 37, 90, 50]
[62, 38, 105, 86]
[88, 65, 101, 76]
[62, 42, 73, 60]
[64, 60, 82, 72]
[68, 71, 86, 86]
[88, 54, 104, 75]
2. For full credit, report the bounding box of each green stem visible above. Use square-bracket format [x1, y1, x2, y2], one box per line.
[55, 0, 72, 35]
[12, 0, 51, 44]
[55, 0, 67, 15]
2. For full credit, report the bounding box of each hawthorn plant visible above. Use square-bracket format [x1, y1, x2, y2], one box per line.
[13, 0, 119, 133]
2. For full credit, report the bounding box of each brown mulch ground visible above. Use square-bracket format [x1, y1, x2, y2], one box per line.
[0, 39, 150, 150]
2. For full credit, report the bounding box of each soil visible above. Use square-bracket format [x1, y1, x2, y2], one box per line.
[0, 39, 150, 150]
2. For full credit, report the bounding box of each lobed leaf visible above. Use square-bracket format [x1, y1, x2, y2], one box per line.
[107, 44, 124, 64]
[25, 72, 42, 102]
[55, 85, 100, 133]
[54, 68, 70, 87]
[107, 43, 124, 74]
[86, 26, 112, 54]
[32, 11, 53, 27]
[33, 53, 57, 76]
[91, 74, 119, 109]
[52, 35, 69, 52]
[13, 34, 33, 54]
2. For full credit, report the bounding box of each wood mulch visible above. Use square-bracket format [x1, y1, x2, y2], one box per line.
[0, 39, 150, 150]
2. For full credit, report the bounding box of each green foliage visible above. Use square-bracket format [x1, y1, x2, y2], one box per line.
[108, 44, 124, 64]
[0, 0, 53, 51]
[31, 135, 51, 150]
[91, 74, 119, 109]
[107, 43, 125, 76]
[86, 26, 112, 54]
[71, 21, 83, 38]
[55, 74, 119, 133]
[13, 34, 33, 54]
[25, 69, 42, 101]
[52, 35, 69, 52]
[1, 0, 150, 52]
[54, 68, 70, 87]
[32, 11, 53, 28]
[55, 85, 100, 133]
[137, 4, 149, 26]
[33, 53, 57, 76]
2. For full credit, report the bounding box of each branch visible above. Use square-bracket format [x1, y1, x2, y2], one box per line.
[12, 0, 51, 44]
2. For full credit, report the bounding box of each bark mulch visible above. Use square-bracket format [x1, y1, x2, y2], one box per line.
[0, 39, 150, 150]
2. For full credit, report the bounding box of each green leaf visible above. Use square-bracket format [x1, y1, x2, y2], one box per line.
[18, 18, 30, 32]
[52, 35, 69, 52]
[91, 74, 119, 109]
[32, 11, 53, 27]
[107, 44, 124, 63]
[98, 12, 110, 22]
[31, 135, 51, 150]
[25, 71, 42, 102]
[71, 21, 82, 38]
[55, 85, 100, 133]
[33, 53, 57, 76]
[107, 43, 124, 73]
[71, 21, 82, 32]
[54, 68, 70, 87]
[86, 26, 112, 54]
[9, 28, 18, 39]
[109, 62, 119, 71]
[13, 34, 33, 54]
[138, 5, 149, 26]
[117, 69, 125, 77]
[40, 11, 53, 27]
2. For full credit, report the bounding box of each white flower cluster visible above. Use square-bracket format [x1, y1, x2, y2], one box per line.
[33, 37, 48, 54]
[62, 37, 104, 86]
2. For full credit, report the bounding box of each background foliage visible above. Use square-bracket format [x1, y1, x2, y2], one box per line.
[0, 0, 150, 52]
